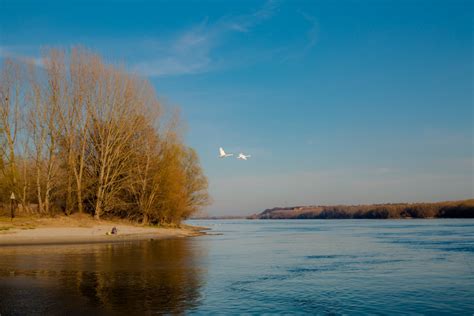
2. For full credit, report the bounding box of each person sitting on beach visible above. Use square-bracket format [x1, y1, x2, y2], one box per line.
[106, 227, 118, 235]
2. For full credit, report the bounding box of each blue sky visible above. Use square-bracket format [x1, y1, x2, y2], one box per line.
[1, 0, 472, 215]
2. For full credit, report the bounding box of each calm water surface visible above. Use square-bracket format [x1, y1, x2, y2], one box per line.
[0, 219, 473, 315]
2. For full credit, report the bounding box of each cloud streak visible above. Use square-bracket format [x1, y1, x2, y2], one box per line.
[281, 10, 319, 62]
[131, 0, 279, 77]
[1, 0, 318, 78]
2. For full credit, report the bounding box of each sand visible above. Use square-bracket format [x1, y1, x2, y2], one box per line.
[0, 215, 205, 246]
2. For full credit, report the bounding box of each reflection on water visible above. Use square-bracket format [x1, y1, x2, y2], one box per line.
[1, 220, 474, 315]
[0, 239, 206, 315]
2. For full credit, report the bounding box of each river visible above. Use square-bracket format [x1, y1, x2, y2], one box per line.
[1, 219, 473, 315]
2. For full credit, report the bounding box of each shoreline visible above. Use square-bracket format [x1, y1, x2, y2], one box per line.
[0, 216, 207, 247]
[248, 199, 474, 220]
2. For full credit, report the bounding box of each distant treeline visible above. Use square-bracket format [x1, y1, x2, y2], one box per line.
[0, 47, 209, 225]
[248, 199, 474, 219]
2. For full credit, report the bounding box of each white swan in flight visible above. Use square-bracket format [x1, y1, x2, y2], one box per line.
[237, 153, 251, 160]
[219, 147, 233, 158]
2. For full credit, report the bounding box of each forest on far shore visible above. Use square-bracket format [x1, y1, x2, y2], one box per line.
[249, 199, 474, 219]
[0, 47, 209, 225]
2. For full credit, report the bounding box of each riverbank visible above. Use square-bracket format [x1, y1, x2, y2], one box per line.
[248, 199, 474, 219]
[0, 214, 206, 246]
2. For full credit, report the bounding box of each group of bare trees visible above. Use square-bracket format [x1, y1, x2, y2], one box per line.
[0, 47, 209, 224]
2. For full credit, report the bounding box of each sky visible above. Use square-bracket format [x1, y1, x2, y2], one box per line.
[1, 0, 472, 216]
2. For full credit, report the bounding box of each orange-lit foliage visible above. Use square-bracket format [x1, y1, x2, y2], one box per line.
[0, 47, 209, 224]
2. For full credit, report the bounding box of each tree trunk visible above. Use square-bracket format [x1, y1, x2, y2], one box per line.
[66, 171, 73, 215]
[142, 213, 149, 225]
[76, 181, 83, 214]
[36, 164, 43, 214]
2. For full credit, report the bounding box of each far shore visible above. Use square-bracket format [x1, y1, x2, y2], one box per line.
[248, 199, 474, 220]
[0, 214, 207, 247]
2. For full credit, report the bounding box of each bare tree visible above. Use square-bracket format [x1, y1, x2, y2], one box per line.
[127, 126, 161, 224]
[55, 47, 92, 214]
[69, 48, 100, 214]
[17, 137, 33, 212]
[1, 47, 209, 224]
[0, 59, 22, 198]
[85, 63, 160, 219]
[27, 52, 62, 215]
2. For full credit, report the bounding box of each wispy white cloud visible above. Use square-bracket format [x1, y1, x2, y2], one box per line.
[133, 54, 211, 77]
[0, 1, 279, 77]
[282, 10, 319, 62]
[1, 0, 319, 77]
[131, 0, 280, 77]
[132, 21, 213, 77]
[300, 11, 319, 52]
[222, 0, 279, 32]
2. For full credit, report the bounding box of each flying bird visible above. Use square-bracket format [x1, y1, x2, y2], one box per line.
[219, 147, 234, 158]
[237, 153, 251, 160]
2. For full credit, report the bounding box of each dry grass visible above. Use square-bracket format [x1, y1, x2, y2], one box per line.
[0, 213, 150, 232]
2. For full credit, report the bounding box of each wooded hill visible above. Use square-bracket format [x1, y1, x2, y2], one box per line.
[248, 199, 474, 219]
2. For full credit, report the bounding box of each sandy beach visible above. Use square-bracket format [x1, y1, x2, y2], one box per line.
[0, 215, 205, 246]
